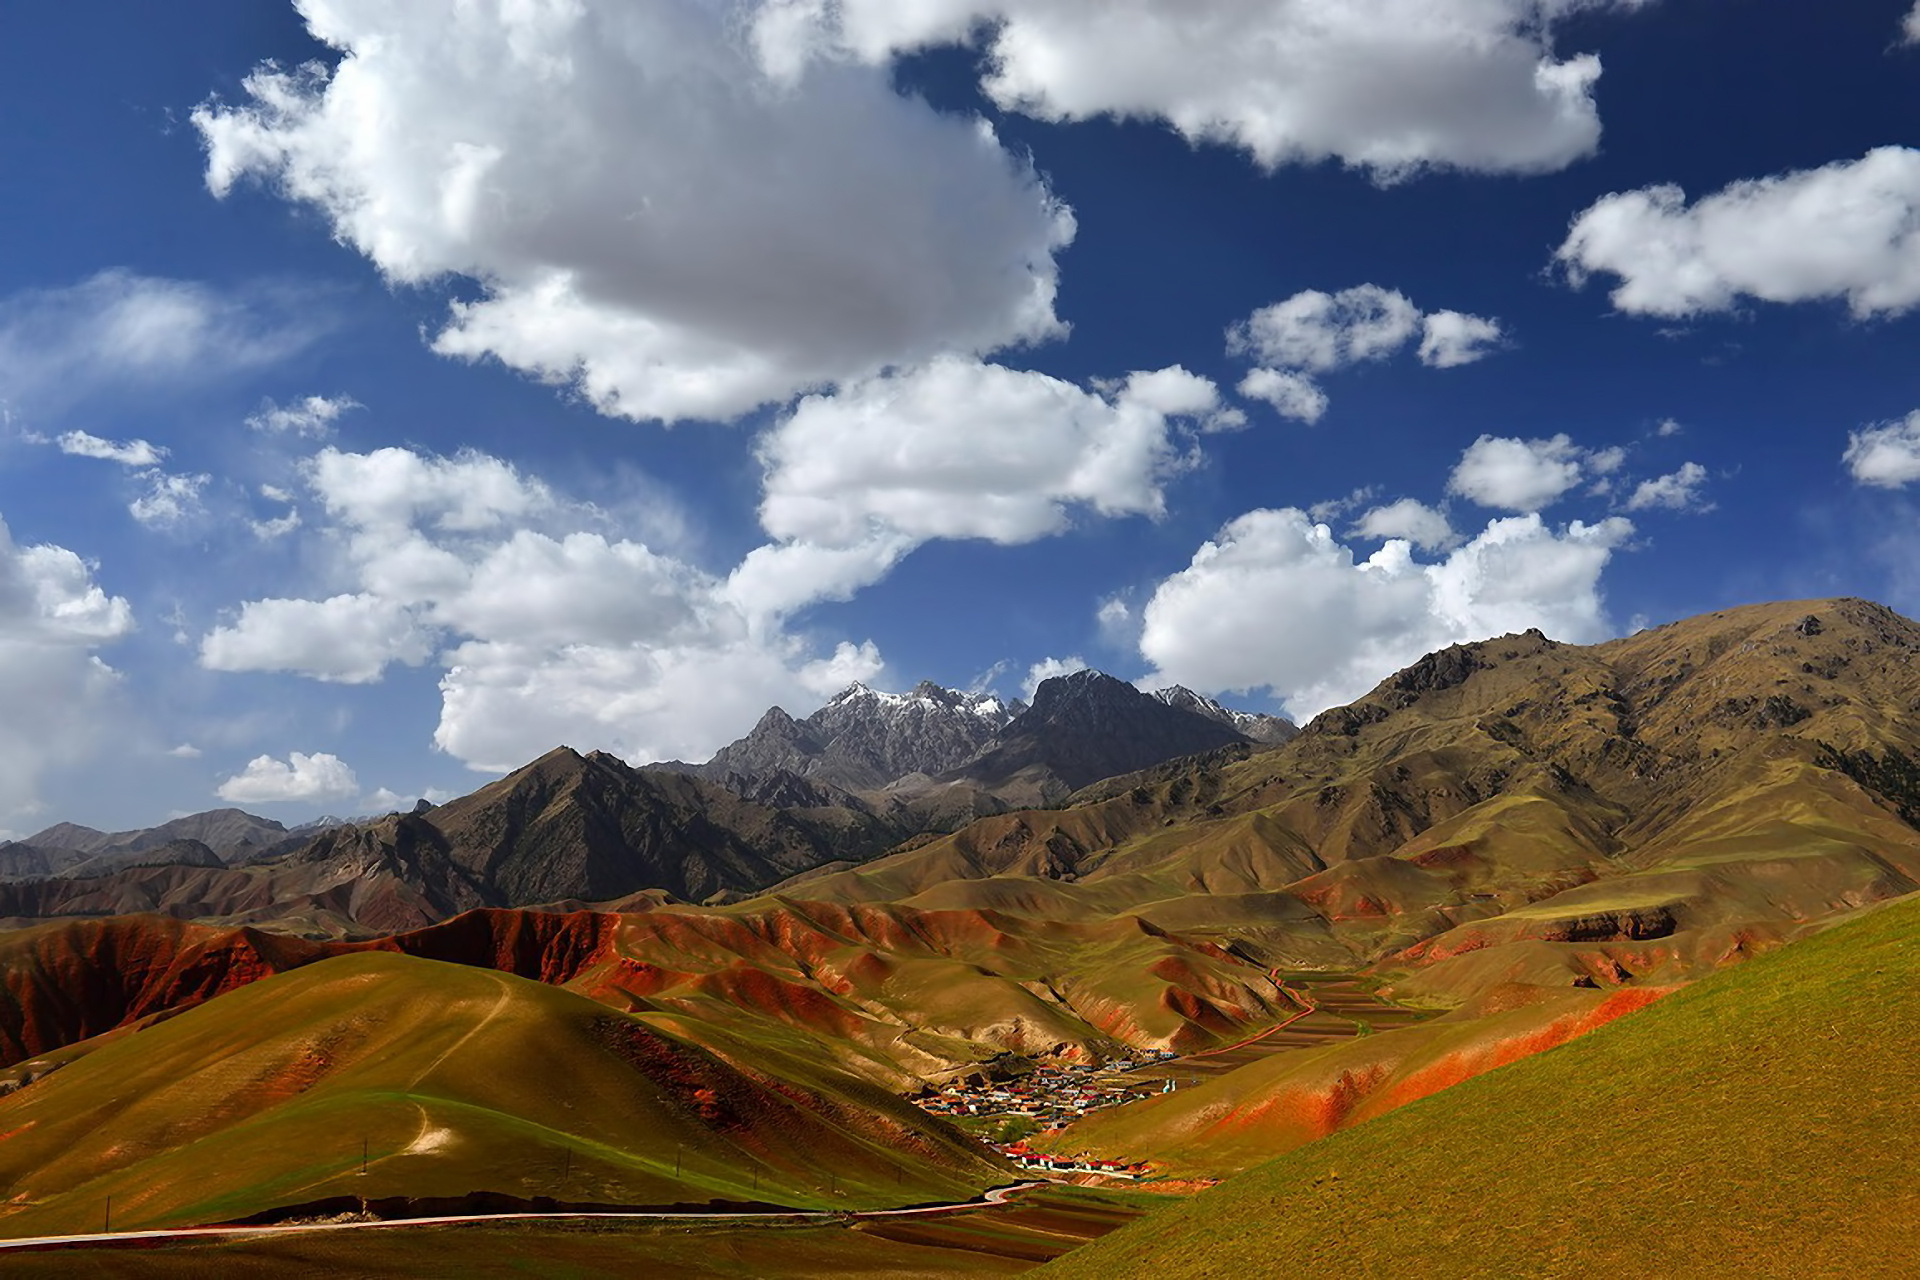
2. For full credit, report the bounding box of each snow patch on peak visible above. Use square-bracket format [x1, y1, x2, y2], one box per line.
[827, 679, 1019, 723]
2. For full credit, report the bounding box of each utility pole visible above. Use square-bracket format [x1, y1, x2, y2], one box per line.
[675, 1145, 682, 1178]
[362, 1138, 369, 1175]
[104, 1195, 111, 1234]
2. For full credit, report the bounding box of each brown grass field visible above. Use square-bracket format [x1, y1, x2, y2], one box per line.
[1043, 891, 1920, 1278]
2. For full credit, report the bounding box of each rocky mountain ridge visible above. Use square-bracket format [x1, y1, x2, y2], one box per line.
[1, 810, 350, 882]
[677, 680, 1026, 793]
[0, 747, 908, 935]
[664, 670, 1295, 814]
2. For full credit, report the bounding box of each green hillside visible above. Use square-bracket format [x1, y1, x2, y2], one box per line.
[1044, 892, 1920, 1279]
[0, 952, 1005, 1238]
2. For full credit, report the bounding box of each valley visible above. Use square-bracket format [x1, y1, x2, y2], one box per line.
[0, 598, 1916, 1274]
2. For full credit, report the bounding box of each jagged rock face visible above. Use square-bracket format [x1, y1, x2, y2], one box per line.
[699, 681, 1025, 792]
[1153, 686, 1299, 745]
[804, 681, 1024, 787]
[958, 670, 1253, 794]
[700, 706, 828, 781]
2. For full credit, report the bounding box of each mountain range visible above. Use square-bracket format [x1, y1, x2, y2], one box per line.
[0, 809, 344, 881]
[661, 670, 1296, 821]
[1, 597, 1916, 1270]
[0, 670, 1288, 933]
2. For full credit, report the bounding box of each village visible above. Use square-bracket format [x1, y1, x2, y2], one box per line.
[914, 1054, 1186, 1180]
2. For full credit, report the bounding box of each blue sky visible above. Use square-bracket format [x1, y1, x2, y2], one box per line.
[3, 0, 1919, 833]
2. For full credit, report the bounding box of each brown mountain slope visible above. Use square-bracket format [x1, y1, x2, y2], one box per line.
[7, 598, 1919, 1184]
[0, 748, 910, 936]
[0, 897, 1295, 1088]
[779, 599, 1920, 993]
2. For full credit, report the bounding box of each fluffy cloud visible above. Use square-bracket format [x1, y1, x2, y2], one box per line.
[756, 358, 1227, 547]
[1904, 3, 1920, 44]
[1139, 508, 1633, 718]
[195, 0, 1072, 425]
[1237, 369, 1329, 424]
[1351, 498, 1456, 551]
[1557, 147, 1920, 318]
[247, 394, 360, 437]
[726, 535, 914, 625]
[201, 593, 434, 684]
[56, 431, 166, 467]
[763, 0, 1653, 179]
[0, 515, 135, 823]
[215, 751, 359, 803]
[0, 525, 135, 646]
[1844, 412, 1920, 488]
[1624, 462, 1710, 512]
[199, 444, 890, 771]
[0, 271, 318, 410]
[1228, 285, 1504, 421]
[1418, 311, 1508, 368]
[1447, 434, 1619, 511]
[1230, 286, 1422, 373]
[1023, 655, 1088, 699]
[436, 636, 883, 773]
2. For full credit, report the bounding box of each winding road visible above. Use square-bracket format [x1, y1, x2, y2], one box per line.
[0, 1181, 1050, 1256]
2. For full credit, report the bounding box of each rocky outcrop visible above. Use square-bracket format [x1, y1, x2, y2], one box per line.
[953, 670, 1253, 796]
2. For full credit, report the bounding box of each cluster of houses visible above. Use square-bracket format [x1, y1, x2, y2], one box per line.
[915, 1054, 1180, 1126]
[997, 1144, 1146, 1180]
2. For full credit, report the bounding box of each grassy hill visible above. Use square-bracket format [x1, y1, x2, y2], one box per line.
[0, 951, 1006, 1238]
[1042, 891, 1920, 1278]
[6, 598, 1920, 1238]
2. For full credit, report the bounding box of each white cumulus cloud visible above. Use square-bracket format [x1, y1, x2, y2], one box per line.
[1351, 498, 1457, 551]
[1448, 434, 1612, 512]
[1844, 411, 1920, 488]
[0, 515, 135, 823]
[1624, 461, 1710, 512]
[1230, 285, 1424, 373]
[1418, 310, 1508, 368]
[201, 593, 435, 684]
[762, 0, 1654, 180]
[55, 431, 167, 467]
[1228, 285, 1504, 420]
[1139, 508, 1633, 719]
[1557, 147, 1920, 318]
[1237, 369, 1329, 424]
[756, 357, 1226, 547]
[1903, 3, 1920, 44]
[194, 0, 1073, 425]
[216, 751, 360, 803]
[198, 444, 893, 772]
